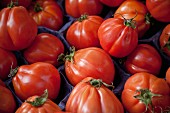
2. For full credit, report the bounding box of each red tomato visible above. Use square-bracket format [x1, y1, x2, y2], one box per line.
[166, 67, 170, 86]
[100, 0, 125, 7]
[66, 15, 104, 50]
[0, 6, 37, 51]
[0, 85, 16, 113]
[66, 77, 124, 113]
[62, 47, 115, 86]
[122, 72, 170, 113]
[0, 48, 17, 80]
[98, 17, 138, 58]
[146, 0, 170, 22]
[0, 0, 32, 8]
[23, 33, 64, 67]
[28, 0, 63, 30]
[12, 62, 61, 101]
[124, 44, 162, 75]
[159, 24, 170, 57]
[114, 0, 150, 38]
[16, 90, 62, 113]
[65, 0, 103, 18]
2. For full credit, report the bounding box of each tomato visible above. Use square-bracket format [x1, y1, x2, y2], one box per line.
[12, 62, 61, 101]
[166, 67, 170, 87]
[124, 44, 162, 75]
[98, 17, 138, 58]
[0, 48, 17, 80]
[65, 0, 103, 18]
[0, 5, 37, 51]
[59, 47, 115, 86]
[159, 24, 170, 57]
[66, 77, 124, 113]
[146, 0, 170, 22]
[122, 72, 170, 113]
[0, 0, 32, 8]
[23, 33, 64, 67]
[28, 0, 63, 31]
[99, 0, 125, 7]
[114, 0, 150, 38]
[66, 15, 104, 50]
[16, 90, 62, 113]
[0, 85, 16, 113]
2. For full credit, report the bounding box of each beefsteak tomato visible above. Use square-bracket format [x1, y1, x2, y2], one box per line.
[100, 0, 125, 7]
[114, 0, 150, 38]
[0, 85, 16, 113]
[23, 33, 64, 67]
[0, 5, 37, 50]
[98, 17, 138, 58]
[122, 72, 170, 113]
[12, 62, 61, 101]
[65, 0, 103, 18]
[0, 48, 17, 80]
[146, 0, 170, 22]
[124, 44, 162, 75]
[16, 89, 62, 113]
[59, 47, 115, 86]
[159, 24, 170, 57]
[28, 0, 63, 30]
[166, 67, 170, 86]
[66, 14, 104, 49]
[66, 77, 124, 113]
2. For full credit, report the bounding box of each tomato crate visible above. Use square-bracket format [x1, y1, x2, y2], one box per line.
[0, 0, 170, 113]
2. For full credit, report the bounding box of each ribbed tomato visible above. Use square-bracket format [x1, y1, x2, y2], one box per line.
[59, 47, 115, 86]
[12, 62, 61, 101]
[114, 0, 150, 38]
[122, 72, 170, 113]
[66, 15, 104, 49]
[66, 77, 124, 113]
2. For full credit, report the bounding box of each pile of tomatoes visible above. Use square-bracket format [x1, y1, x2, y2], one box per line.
[0, 0, 170, 113]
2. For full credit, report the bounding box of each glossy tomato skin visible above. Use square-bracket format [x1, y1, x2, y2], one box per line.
[166, 67, 170, 86]
[0, 0, 32, 8]
[0, 85, 16, 113]
[122, 72, 170, 113]
[0, 6, 37, 51]
[65, 47, 115, 86]
[28, 0, 63, 30]
[124, 44, 162, 75]
[15, 95, 61, 113]
[146, 0, 170, 22]
[98, 17, 138, 58]
[66, 15, 104, 50]
[159, 24, 170, 57]
[0, 48, 17, 80]
[23, 33, 64, 66]
[12, 62, 61, 101]
[66, 77, 124, 113]
[65, 0, 103, 18]
[100, 0, 125, 7]
[114, 0, 150, 38]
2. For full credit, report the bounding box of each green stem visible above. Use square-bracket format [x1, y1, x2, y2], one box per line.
[89, 79, 114, 90]
[26, 89, 48, 107]
[34, 2, 43, 12]
[8, 62, 18, 78]
[134, 89, 162, 113]
[77, 14, 88, 22]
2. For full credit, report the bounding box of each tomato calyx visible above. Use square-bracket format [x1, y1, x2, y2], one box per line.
[7, 0, 18, 8]
[34, 2, 43, 12]
[8, 63, 19, 78]
[145, 13, 151, 25]
[58, 46, 75, 63]
[77, 14, 88, 22]
[89, 79, 114, 90]
[26, 89, 48, 107]
[134, 89, 162, 113]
